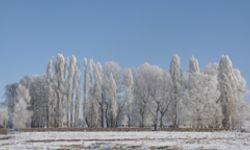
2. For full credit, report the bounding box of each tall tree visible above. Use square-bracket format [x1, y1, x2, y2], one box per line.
[146, 65, 165, 130]
[5, 83, 18, 128]
[187, 56, 202, 127]
[93, 62, 103, 127]
[187, 57, 205, 127]
[124, 69, 134, 127]
[133, 63, 156, 127]
[169, 54, 182, 128]
[74, 67, 81, 127]
[66, 55, 77, 127]
[47, 59, 54, 127]
[232, 69, 248, 127]
[110, 73, 118, 127]
[217, 55, 247, 129]
[55, 53, 65, 127]
[83, 58, 88, 127]
[158, 73, 171, 129]
[84, 59, 100, 128]
[102, 62, 122, 127]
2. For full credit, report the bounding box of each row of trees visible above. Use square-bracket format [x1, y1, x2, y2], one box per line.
[5, 54, 248, 129]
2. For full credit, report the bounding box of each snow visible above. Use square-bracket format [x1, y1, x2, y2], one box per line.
[0, 131, 250, 150]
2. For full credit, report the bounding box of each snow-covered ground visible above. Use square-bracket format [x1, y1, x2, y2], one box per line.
[0, 131, 250, 150]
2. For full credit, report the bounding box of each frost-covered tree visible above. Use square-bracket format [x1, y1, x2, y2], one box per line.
[203, 63, 223, 127]
[145, 65, 166, 130]
[12, 84, 33, 128]
[55, 53, 65, 127]
[5, 83, 18, 128]
[74, 67, 81, 127]
[158, 73, 171, 128]
[189, 56, 200, 74]
[217, 55, 235, 128]
[47, 59, 54, 127]
[169, 54, 183, 128]
[103, 62, 120, 82]
[101, 62, 122, 127]
[217, 55, 247, 129]
[6, 76, 49, 128]
[83, 58, 88, 127]
[84, 59, 100, 128]
[132, 64, 171, 129]
[187, 57, 221, 128]
[133, 63, 156, 127]
[109, 73, 118, 127]
[103, 73, 118, 128]
[201, 73, 222, 128]
[84, 58, 92, 127]
[233, 69, 248, 126]
[187, 56, 202, 127]
[66, 55, 77, 127]
[28, 76, 49, 128]
[123, 69, 134, 127]
[4, 53, 249, 129]
[93, 62, 104, 127]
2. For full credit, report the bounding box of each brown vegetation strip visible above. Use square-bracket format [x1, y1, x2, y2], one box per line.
[28, 138, 152, 143]
[27, 136, 234, 143]
[20, 128, 228, 132]
[159, 128, 229, 132]
[60, 144, 178, 150]
[0, 128, 8, 135]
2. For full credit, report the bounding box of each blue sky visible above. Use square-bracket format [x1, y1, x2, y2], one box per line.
[0, 0, 250, 102]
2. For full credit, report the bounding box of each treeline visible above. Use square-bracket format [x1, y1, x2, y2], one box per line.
[4, 54, 249, 129]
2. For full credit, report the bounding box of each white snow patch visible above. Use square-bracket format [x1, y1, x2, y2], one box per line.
[0, 131, 250, 150]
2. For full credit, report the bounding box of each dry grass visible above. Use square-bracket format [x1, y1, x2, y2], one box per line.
[0, 128, 8, 134]
[27, 136, 233, 144]
[20, 128, 151, 132]
[59, 143, 178, 150]
[158, 128, 228, 132]
[19, 127, 228, 132]
[27, 137, 166, 143]
[27, 136, 180, 150]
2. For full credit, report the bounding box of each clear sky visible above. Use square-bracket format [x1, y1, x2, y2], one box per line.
[0, 0, 250, 102]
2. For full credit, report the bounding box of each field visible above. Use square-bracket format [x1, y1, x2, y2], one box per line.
[0, 129, 250, 150]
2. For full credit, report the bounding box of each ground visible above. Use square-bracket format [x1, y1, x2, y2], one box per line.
[0, 131, 250, 150]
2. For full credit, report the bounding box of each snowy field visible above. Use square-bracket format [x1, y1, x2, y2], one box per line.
[0, 131, 250, 150]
